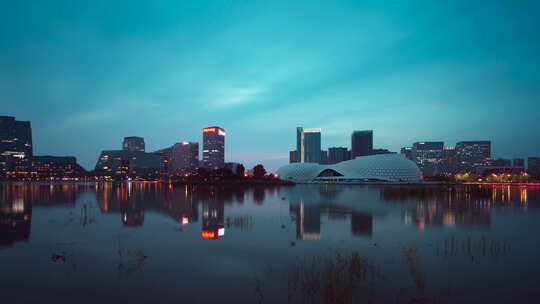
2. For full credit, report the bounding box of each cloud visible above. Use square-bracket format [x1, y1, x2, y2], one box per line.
[207, 86, 265, 108]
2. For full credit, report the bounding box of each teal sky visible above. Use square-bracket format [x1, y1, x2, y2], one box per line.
[1, 0, 539, 171]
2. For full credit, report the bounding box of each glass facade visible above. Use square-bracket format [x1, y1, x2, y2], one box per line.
[297, 127, 321, 163]
[351, 130, 373, 159]
[202, 126, 225, 169]
[0, 116, 33, 159]
[170, 142, 199, 174]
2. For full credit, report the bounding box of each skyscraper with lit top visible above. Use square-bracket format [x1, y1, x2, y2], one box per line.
[202, 126, 225, 169]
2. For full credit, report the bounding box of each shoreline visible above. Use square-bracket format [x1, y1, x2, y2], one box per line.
[1, 179, 540, 187]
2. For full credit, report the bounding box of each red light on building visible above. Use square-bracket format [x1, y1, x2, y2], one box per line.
[201, 230, 216, 239]
[181, 216, 189, 225]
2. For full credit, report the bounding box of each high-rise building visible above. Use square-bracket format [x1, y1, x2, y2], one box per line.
[320, 150, 329, 165]
[170, 141, 199, 174]
[122, 136, 145, 152]
[400, 147, 413, 160]
[153, 146, 173, 175]
[455, 141, 491, 169]
[513, 158, 525, 168]
[0, 116, 33, 159]
[412, 142, 444, 176]
[528, 157, 540, 177]
[443, 146, 457, 172]
[202, 126, 225, 169]
[328, 147, 349, 164]
[351, 130, 373, 159]
[296, 127, 321, 163]
[289, 150, 299, 163]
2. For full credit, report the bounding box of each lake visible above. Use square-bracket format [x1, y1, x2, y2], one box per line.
[1, 182, 539, 303]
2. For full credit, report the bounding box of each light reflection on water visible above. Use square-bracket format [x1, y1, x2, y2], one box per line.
[1, 182, 539, 303]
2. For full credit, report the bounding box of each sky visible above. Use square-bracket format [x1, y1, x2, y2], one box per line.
[1, 0, 539, 171]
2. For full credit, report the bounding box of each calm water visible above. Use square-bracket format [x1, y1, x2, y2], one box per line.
[1, 182, 539, 303]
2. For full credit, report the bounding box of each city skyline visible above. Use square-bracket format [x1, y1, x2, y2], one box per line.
[2, 1, 540, 171]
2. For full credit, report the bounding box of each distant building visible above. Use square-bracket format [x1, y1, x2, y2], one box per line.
[492, 158, 511, 167]
[372, 148, 396, 155]
[328, 147, 349, 164]
[122, 136, 145, 152]
[95, 150, 160, 177]
[351, 130, 373, 159]
[455, 141, 491, 171]
[400, 147, 413, 161]
[296, 127, 321, 163]
[170, 142, 199, 174]
[443, 146, 457, 172]
[320, 150, 329, 164]
[412, 142, 444, 176]
[153, 146, 173, 175]
[528, 157, 540, 177]
[0, 116, 33, 160]
[289, 150, 299, 163]
[476, 166, 525, 177]
[513, 158, 525, 168]
[202, 126, 225, 169]
[12, 156, 86, 178]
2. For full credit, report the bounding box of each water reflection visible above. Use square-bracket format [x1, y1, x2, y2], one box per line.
[1, 182, 540, 303]
[0, 197, 31, 248]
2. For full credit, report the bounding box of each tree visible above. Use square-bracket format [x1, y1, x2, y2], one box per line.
[253, 164, 267, 179]
[237, 164, 246, 178]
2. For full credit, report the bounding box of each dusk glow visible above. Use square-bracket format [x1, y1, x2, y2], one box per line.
[1, 2, 540, 303]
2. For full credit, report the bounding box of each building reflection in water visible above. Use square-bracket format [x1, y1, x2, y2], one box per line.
[0, 182, 92, 247]
[0, 197, 32, 248]
[286, 186, 374, 240]
[380, 185, 537, 231]
[201, 200, 225, 239]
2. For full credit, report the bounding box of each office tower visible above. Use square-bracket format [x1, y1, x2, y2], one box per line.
[400, 147, 413, 160]
[0, 116, 33, 158]
[13, 156, 86, 178]
[296, 127, 321, 163]
[328, 147, 349, 164]
[513, 158, 525, 168]
[95, 150, 160, 177]
[528, 157, 540, 177]
[289, 150, 298, 163]
[153, 146, 173, 175]
[351, 130, 373, 159]
[320, 150, 329, 164]
[443, 146, 457, 172]
[170, 141, 199, 174]
[412, 142, 444, 176]
[202, 126, 225, 169]
[412, 142, 444, 165]
[122, 136, 145, 152]
[455, 141, 491, 168]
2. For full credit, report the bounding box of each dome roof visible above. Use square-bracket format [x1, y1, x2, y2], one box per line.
[278, 154, 421, 183]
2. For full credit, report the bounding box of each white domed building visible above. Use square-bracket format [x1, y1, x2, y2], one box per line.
[278, 154, 421, 183]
